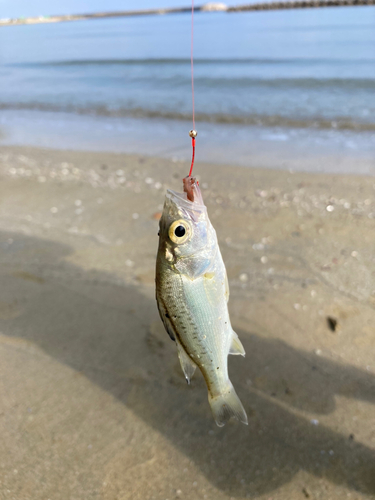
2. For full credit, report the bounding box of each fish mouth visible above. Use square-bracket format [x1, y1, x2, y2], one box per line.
[166, 189, 206, 212]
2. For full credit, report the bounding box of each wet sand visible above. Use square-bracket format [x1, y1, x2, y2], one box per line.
[0, 145, 374, 500]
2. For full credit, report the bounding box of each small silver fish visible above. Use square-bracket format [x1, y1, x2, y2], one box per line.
[156, 177, 247, 427]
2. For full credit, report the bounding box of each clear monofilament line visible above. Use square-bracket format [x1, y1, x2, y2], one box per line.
[188, 0, 196, 178]
[191, 0, 195, 132]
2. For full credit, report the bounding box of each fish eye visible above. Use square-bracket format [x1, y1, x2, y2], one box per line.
[174, 225, 185, 238]
[169, 219, 192, 244]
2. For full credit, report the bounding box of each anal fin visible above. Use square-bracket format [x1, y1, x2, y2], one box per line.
[176, 339, 197, 384]
[229, 331, 246, 357]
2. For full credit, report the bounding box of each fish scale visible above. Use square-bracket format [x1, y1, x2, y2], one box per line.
[181, 275, 230, 391]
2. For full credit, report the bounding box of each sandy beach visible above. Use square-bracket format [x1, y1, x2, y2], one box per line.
[0, 145, 374, 500]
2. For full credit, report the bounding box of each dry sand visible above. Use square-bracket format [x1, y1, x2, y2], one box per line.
[0, 145, 374, 500]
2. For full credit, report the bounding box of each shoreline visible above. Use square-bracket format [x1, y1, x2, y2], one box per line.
[1, 111, 374, 175]
[1, 142, 375, 179]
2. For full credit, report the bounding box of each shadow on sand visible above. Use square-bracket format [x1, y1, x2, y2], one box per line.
[1, 230, 374, 497]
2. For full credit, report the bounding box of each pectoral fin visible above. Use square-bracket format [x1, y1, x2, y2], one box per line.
[176, 338, 197, 384]
[156, 295, 175, 341]
[229, 331, 246, 357]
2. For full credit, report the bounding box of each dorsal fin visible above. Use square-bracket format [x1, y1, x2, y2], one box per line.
[229, 331, 246, 357]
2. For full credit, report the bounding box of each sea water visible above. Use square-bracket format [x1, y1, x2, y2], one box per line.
[0, 7, 374, 172]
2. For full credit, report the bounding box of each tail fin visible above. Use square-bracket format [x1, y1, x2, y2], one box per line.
[208, 382, 248, 427]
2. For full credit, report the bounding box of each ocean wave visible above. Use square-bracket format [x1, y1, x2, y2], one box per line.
[7, 60, 375, 90]
[9, 57, 375, 67]
[194, 77, 375, 90]
[1, 102, 375, 131]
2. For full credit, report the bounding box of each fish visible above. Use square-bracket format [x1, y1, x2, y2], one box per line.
[155, 176, 248, 427]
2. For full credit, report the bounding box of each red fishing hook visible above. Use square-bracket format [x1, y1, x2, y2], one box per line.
[188, 130, 197, 177]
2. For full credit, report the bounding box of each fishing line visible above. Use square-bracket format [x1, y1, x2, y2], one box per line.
[191, 0, 195, 132]
[188, 0, 197, 178]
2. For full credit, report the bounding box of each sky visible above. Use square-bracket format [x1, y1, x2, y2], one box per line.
[0, 0, 243, 18]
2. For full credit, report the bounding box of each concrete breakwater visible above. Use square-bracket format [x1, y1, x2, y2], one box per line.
[0, 0, 374, 26]
[229, 0, 375, 11]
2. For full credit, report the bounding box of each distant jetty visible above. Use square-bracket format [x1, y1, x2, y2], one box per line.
[1, 0, 374, 27]
[229, 0, 375, 10]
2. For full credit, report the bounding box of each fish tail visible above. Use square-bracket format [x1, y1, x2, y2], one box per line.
[208, 381, 248, 427]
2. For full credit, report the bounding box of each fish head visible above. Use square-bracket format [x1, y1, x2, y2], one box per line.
[158, 180, 217, 279]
